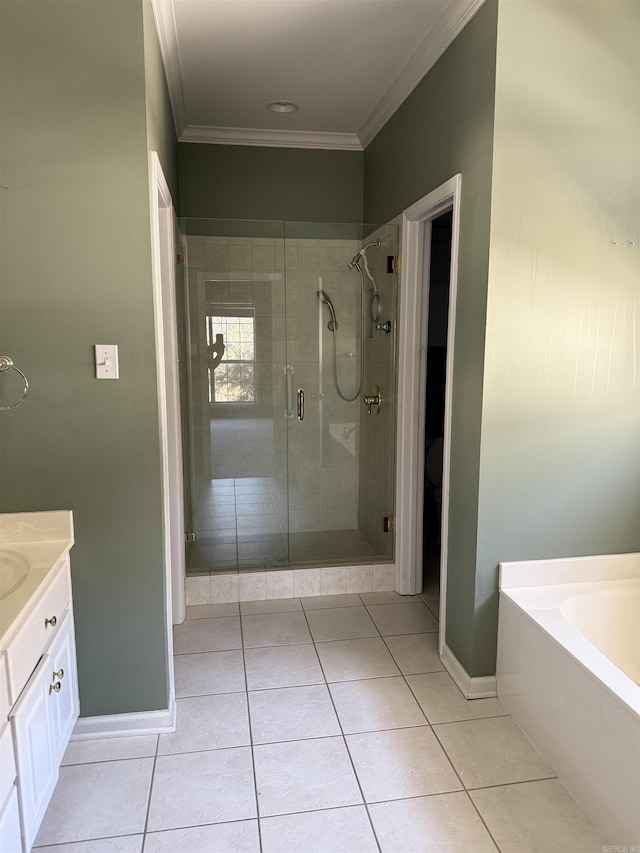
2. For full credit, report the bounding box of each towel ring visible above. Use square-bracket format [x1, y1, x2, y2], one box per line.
[0, 355, 29, 410]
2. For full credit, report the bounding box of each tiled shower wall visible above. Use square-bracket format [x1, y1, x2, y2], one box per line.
[358, 223, 399, 557]
[185, 234, 368, 534]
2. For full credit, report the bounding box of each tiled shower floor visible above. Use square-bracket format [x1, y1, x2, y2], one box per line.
[34, 591, 606, 852]
[188, 478, 381, 571]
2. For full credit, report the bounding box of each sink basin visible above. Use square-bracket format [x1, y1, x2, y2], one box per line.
[0, 549, 31, 600]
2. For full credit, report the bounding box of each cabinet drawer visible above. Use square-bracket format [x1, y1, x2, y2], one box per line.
[6, 562, 71, 703]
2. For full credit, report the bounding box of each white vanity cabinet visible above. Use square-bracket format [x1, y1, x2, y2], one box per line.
[1, 547, 79, 853]
[10, 653, 58, 850]
[0, 720, 22, 853]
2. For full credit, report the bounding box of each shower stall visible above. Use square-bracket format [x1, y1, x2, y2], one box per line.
[178, 218, 398, 575]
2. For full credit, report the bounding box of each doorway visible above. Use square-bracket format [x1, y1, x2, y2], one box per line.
[422, 211, 453, 595]
[395, 175, 461, 658]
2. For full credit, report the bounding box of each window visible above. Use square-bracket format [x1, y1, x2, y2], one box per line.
[206, 306, 256, 403]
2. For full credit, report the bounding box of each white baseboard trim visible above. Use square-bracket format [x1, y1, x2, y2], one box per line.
[441, 643, 497, 699]
[70, 699, 176, 740]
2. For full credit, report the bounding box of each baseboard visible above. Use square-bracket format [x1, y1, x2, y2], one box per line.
[70, 699, 176, 740]
[441, 643, 497, 699]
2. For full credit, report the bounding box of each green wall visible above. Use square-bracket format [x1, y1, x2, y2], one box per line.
[178, 142, 363, 223]
[0, 0, 177, 715]
[474, 0, 640, 674]
[363, 0, 499, 673]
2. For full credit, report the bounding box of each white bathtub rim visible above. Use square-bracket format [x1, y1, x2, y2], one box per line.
[499, 588, 640, 719]
[499, 551, 639, 590]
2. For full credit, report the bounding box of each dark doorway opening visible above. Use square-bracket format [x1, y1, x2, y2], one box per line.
[422, 210, 453, 592]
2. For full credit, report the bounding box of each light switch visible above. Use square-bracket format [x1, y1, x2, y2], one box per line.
[94, 345, 119, 379]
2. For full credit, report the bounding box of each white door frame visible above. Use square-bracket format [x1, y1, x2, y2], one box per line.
[150, 153, 185, 721]
[395, 174, 461, 655]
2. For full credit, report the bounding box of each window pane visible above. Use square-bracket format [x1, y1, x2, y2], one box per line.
[213, 363, 255, 403]
[207, 311, 256, 403]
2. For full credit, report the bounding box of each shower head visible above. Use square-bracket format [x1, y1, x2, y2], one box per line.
[317, 289, 338, 331]
[348, 240, 380, 270]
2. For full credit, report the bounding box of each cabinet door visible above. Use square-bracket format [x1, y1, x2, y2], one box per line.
[0, 786, 22, 853]
[9, 654, 58, 852]
[48, 614, 79, 764]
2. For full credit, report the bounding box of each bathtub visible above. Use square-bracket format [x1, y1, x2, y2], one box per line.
[497, 553, 640, 846]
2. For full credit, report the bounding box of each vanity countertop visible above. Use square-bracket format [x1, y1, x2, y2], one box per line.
[0, 511, 74, 647]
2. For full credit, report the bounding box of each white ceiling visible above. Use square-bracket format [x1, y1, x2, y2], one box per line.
[151, 0, 486, 150]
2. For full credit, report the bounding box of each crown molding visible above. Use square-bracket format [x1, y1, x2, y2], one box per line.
[151, 0, 485, 151]
[357, 0, 487, 148]
[180, 125, 363, 151]
[150, 0, 187, 138]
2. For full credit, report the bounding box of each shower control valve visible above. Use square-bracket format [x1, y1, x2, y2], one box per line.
[375, 321, 392, 335]
[363, 385, 381, 415]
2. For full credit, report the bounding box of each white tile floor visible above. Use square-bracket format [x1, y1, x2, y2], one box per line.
[34, 592, 607, 853]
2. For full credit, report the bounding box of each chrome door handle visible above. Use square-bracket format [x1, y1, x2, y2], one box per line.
[297, 388, 305, 421]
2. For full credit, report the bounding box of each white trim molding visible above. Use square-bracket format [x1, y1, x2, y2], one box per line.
[71, 702, 177, 740]
[151, 0, 485, 151]
[180, 125, 363, 151]
[150, 0, 187, 138]
[358, 0, 486, 147]
[441, 644, 497, 699]
[396, 175, 462, 656]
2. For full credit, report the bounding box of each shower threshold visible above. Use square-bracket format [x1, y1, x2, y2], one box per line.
[186, 528, 390, 574]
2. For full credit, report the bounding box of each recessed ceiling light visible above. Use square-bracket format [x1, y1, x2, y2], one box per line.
[267, 101, 299, 113]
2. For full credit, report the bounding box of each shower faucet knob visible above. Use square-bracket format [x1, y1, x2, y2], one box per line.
[375, 321, 392, 334]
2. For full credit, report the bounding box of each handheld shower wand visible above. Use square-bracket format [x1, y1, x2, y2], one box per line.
[348, 240, 382, 322]
[317, 289, 338, 331]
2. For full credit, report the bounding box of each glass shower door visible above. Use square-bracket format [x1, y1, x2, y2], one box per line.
[178, 216, 398, 574]
[284, 222, 398, 566]
[181, 218, 289, 572]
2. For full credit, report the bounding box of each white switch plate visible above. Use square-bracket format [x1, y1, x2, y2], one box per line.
[94, 344, 119, 379]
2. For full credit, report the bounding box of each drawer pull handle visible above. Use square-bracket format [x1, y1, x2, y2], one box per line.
[49, 681, 61, 694]
[53, 668, 64, 680]
[45, 615, 57, 628]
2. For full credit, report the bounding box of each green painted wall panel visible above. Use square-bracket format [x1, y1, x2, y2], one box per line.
[0, 0, 175, 715]
[178, 143, 364, 223]
[475, 0, 640, 675]
[363, 0, 499, 674]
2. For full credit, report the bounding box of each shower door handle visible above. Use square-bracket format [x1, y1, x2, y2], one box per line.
[284, 365, 295, 419]
[297, 388, 305, 421]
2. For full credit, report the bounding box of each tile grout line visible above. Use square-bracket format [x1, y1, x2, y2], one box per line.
[139, 734, 160, 852]
[183, 590, 560, 849]
[238, 606, 265, 853]
[232, 479, 240, 567]
[388, 595, 503, 851]
[300, 600, 384, 853]
[384, 600, 504, 852]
